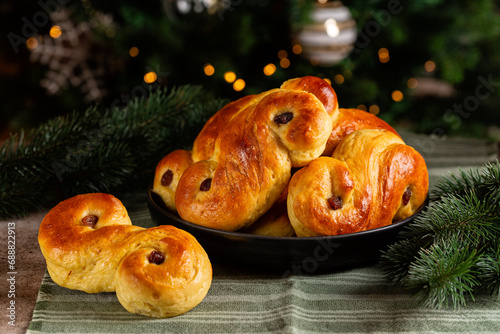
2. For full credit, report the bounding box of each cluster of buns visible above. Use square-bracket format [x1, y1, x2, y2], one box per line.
[38, 193, 212, 318]
[153, 76, 428, 237]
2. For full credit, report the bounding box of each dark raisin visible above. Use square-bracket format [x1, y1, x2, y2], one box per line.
[82, 215, 98, 228]
[274, 112, 294, 124]
[328, 196, 343, 210]
[161, 169, 174, 186]
[148, 251, 165, 265]
[200, 178, 212, 191]
[402, 187, 412, 206]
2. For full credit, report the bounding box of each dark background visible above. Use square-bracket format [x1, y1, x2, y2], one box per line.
[1, 0, 500, 142]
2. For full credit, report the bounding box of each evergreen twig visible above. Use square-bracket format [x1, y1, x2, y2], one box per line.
[0, 86, 228, 219]
[382, 160, 500, 309]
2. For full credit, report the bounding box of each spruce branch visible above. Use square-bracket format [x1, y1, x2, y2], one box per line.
[0, 85, 228, 219]
[382, 160, 500, 309]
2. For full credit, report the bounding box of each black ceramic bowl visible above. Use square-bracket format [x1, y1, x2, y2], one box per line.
[147, 188, 428, 272]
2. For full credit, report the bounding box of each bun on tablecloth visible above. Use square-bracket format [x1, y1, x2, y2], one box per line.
[287, 129, 429, 237]
[38, 193, 212, 318]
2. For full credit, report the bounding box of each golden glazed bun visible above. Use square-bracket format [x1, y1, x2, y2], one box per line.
[175, 87, 333, 231]
[38, 193, 212, 318]
[239, 187, 295, 237]
[287, 129, 429, 237]
[192, 94, 257, 162]
[152, 77, 338, 223]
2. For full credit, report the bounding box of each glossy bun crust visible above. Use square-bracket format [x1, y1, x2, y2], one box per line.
[38, 193, 212, 318]
[153, 76, 336, 232]
[239, 187, 295, 237]
[176, 88, 332, 231]
[288, 129, 428, 237]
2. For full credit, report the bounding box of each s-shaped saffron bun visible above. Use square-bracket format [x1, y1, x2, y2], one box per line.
[287, 129, 428, 237]
[175, 87, 333, 231]
[152, 76, 337, 222]
[38, 193, 212, 318]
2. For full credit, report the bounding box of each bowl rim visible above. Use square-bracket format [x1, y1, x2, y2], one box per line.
[147, 187, 429, 243]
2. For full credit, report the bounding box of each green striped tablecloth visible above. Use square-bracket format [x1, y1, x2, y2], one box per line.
[28, 132, 500, 334]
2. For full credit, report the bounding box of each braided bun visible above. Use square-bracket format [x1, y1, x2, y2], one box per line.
[152, 77, 337, 227]
[287, 129, 428, 237]
[175, 88, 333, 231]
[38, 193, 212, 318]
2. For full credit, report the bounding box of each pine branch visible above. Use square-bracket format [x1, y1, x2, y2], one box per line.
[0, 85, 228, 219]
[476, 242, 500, 300]
[382, 160, 500, 309]
[405, 239, 481, 309]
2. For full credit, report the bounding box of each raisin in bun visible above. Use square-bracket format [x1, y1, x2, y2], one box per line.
[287, 129, 428, 237]
[38, 193, 212, 318]
[153, 149, 193, 211]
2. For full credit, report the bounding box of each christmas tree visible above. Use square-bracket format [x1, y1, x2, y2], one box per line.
[2, 0, 500, 140]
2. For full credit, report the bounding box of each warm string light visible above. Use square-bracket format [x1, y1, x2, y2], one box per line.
[378, 48, 389, 63]
[392, 90, 404, 102]
[425, 60, 436, 72]
[280, 58, 290, 68]
[224, 71, 236, 83]
[292, 44, 302, 55]
[233, 78, 245, 91]
[369, 105, 380, 115]
[278, 50, 288, 59]
[407, 78, 418, 89]
[203, 63, 215, 76]
[26, 37, 38, 50]
[129, 47, 139, 57]
[263, 63, 276, 76]
[50, 26, 62, 39]
[334, 74, 344, 85]
[144, 72, 157, 84]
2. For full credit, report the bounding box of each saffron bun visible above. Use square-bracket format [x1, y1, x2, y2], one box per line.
[38, 193, 212, 318]
[152, 76, 337, 228]
[239, 187, 295, 237]
[287, 129, 429, 237]
[175, 86, 333, 231]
